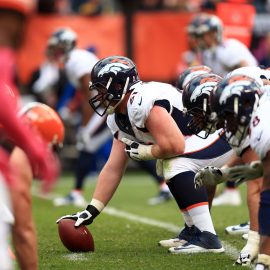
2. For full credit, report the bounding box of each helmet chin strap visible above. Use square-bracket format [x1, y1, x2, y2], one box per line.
[107, 77, 130, 114]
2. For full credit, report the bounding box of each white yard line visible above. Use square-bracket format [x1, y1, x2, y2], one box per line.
[63, 253, 87, 261]
[33, 190, 243, 262]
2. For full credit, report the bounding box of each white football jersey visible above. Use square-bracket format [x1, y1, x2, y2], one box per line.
[202, 39, 257, 77]
[107, 81, 231, 158]
[249, 91, 270, 159]
[65, 48, 99, 88]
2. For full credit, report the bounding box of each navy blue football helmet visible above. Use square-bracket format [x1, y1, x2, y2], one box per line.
[182, 73, 221, 138]
[89, 56, 140, 116]
[210, 75, 261, 147]
[176, 65, 212, 91]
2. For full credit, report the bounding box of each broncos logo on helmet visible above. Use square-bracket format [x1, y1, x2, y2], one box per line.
[219, 81, 251, 105]
[98, 63, 131, 77]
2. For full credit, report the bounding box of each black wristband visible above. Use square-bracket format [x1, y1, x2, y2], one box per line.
[86, 204, 100, 219]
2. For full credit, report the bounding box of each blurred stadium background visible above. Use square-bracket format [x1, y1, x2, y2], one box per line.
[2, 0, 268, 173]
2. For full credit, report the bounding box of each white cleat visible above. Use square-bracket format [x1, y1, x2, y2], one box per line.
[242, 233, 248, 240]
[53, 191, 86, 207]
[212, 189, 242, 206]
[148, 191, 173, 205]
[225, 222, 250, 235]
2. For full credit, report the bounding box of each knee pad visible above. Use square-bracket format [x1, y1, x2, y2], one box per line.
[259, 190, 270, 236]
[167, 171, 208, 210]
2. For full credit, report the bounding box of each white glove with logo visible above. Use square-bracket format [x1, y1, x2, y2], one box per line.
[194, 161, 263, 189]
[56, 205, 100, 227]
[121, 138, 154, 161]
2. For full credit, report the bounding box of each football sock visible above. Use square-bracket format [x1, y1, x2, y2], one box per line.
[188, 204, 216, 235]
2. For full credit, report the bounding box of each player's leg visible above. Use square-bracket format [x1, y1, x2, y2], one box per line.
[159, 171, 223, 253]
[10, 147, 38, 270]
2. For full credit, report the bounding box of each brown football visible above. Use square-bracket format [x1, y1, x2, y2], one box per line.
[58, 219, 94, 252]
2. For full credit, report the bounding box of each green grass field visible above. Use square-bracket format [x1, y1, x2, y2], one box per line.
[26, 171, 249, 270]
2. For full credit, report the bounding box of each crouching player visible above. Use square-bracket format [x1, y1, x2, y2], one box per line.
[56, 56, 235, 255]
[195, 74, 270, 269]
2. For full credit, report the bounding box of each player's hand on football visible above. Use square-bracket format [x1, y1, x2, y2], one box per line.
[56, 205, 100, 228]
[121, 138, 154, 161]
[194, 166, 226, 189]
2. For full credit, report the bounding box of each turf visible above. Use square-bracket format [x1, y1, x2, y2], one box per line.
[19, 171, 249, 269]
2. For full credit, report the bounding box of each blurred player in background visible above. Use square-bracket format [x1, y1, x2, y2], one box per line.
[57, 56, 235, 254]
[42, 27, 108, 206]
[0, 0, 36, 97]
[176, 15, 202, 75]
[0, 83, 59, 270]
[9, 102, 64, 270]
[189, 13, 257, 207]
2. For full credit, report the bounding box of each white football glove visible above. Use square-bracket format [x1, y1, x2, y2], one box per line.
[194, 161, 263, 189]
[121, 138, 154, 161]
[56, 205, 100, 227]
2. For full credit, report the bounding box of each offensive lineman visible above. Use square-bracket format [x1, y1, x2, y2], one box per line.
[56, 56, 234, 254]
[190, 13, 257, 208]
[206, 74, 270, 269]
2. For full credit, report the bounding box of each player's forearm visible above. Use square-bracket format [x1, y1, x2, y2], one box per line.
[151, 141, 185, 159]
[92, 162, 127, 206]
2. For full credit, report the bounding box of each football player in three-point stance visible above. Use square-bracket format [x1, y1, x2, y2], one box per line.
[207, 75, 270, 269]
[187, 74, 263, 266]
[189, 13, 257, 208]
[191, 71, 270, 267]
[57, 56, 234, 254]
